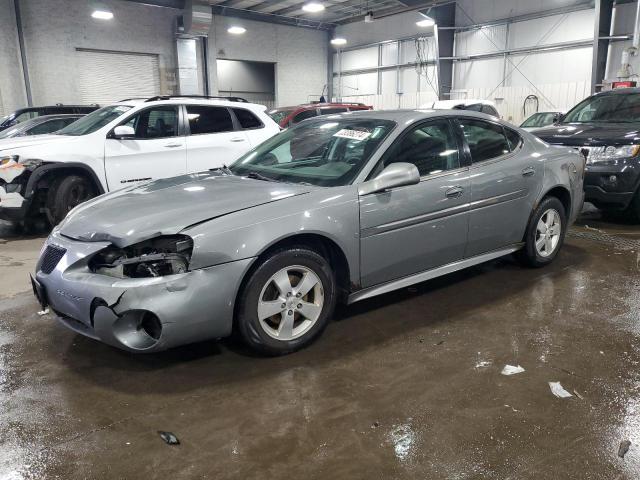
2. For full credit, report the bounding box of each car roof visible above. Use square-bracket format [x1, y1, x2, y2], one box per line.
[113, 98, 266, 109]
[303, 108, 507, 124]
[270, 102, 368, 112]
[432, 99, 496, 108]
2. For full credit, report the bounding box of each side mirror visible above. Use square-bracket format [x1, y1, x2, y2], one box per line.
[111, 125, 135, 139]
[358, 162, 420, 196]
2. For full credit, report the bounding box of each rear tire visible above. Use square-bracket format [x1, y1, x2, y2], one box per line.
[517, 196, 567, 267]
[46, 175, 96, 227]
[236, 247, 336, 356]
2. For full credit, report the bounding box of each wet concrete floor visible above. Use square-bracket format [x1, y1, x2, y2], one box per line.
[0, 208, 639, 479]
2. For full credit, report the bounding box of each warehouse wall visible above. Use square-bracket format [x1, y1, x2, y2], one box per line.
[207, 16, 328, 107]
[0, 0, 27, 116]
[453, 8, 594, 122]
[606, 2, 640, 80]
[17, 0, 178, 106]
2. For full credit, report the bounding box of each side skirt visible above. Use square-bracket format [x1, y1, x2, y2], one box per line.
[347, 244, 524, 305]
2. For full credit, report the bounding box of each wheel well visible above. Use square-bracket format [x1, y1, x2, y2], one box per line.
[232, 233, 352, 328]
[33, 167, 100, 195]
[543, 186, 572, 218]
[258, 234, 351, 297]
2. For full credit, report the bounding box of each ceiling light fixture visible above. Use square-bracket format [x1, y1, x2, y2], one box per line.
[416, 16, 435, 27]
[330, 37, 347, 46]
[91, 9, 113, 20]
[227, 26, 246, 34]
[302, 2, 325, 13]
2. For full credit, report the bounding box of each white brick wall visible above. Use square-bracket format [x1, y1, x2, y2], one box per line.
[13, 0, 179, 106]
[208, 16, 328, 107]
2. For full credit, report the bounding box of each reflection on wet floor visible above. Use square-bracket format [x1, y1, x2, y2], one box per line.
[0, 210, 639, 479]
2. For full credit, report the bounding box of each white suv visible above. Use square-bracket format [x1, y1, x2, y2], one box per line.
[0, 96, 280, 226]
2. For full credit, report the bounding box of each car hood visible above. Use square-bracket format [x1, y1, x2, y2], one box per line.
[532, 123, 640, 146]
[0, 134, 71, 152]
[58, 172, 314, 247]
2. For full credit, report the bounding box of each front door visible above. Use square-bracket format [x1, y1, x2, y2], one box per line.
[104, 105, 186, 190]
[455, 118, 540, 257]
[359, 118, 471, 288]
[184, 105, 250, 171]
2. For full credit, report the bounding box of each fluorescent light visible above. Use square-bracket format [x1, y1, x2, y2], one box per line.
[302, 2, 325, 13]
[227, 26, 246, 34]
[92, 9, 113, 20]
[416, 18, 435, 27]
[331, 37, 347, 46]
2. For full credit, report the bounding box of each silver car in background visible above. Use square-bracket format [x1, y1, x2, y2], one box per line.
[31, 110, 585, 355]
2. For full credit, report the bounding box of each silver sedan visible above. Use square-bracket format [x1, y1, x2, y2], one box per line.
[31, 110, 585, 354]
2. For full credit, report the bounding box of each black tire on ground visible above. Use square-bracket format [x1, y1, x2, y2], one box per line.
[236, 247, 336, 356]
[517, 196, 567, 268]
[46, 174, 97, 227]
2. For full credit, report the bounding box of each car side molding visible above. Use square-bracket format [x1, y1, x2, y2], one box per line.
[348, 244, 524, 304]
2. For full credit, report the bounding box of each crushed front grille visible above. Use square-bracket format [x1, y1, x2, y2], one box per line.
[39, 244, 66, 274]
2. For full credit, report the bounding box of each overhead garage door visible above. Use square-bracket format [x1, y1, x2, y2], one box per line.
[76, 49, 160, 105]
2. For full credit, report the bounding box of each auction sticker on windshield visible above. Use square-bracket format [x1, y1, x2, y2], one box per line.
[333, 129, 371, 141]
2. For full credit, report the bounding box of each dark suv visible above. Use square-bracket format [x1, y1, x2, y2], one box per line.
[0, 104, 99, 131]
[268, 102, 372, 128]
[533, 88, 640, 220]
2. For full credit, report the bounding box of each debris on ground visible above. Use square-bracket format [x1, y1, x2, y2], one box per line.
[158, 431, 180, 445]
[371, 421, 380, 429]
[37, 307, 49, 316]
[549, 382, 573, 398]
[435, 340, 444, 346]
[475, 360, 492, 369]
[573, 389, 584, 400]
[501, 365, 525, 376]
[618, 440, 631, 458]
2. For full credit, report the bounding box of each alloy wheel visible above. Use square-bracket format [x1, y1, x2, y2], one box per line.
[535, 208, 562, 257]
[257, 265, 324, 341]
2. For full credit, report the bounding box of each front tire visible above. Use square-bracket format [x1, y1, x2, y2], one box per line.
[46, 175, 97, 227]
[517, 196, 567, 267]
[236, 247, 336, 355]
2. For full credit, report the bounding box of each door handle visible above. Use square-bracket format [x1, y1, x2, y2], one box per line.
[230, 137, 246, 143]
[445, 186, 464, 198]
[522, 166, 535, 177]
[164, 143, 182, 148]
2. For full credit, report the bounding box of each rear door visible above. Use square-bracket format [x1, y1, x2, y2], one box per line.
[104, 105, 186, 190]
[185, 105, 250, 171]
[456, 118, 539, 257]
[359, 118, 470, 287]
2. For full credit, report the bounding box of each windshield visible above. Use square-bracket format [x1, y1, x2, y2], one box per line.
[562, 93, 640, 124]
[521, 112, 556, 128]
[56, 105, 133, 136]
[268, 109, 294, 125]
[229, 118, 395, 187]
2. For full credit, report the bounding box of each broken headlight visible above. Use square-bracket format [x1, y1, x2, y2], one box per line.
[89, 235, 194, 278]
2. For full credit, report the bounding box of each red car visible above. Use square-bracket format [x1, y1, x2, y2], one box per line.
[268, 102, 373, 128]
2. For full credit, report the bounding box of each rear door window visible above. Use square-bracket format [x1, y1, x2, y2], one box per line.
[232, 108, 263, 129]
[186, 106, 234, 134]
[458, 119, 511, 163]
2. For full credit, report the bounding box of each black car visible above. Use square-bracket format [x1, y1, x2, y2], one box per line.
[0, 104, 98, 131]
[0, 114, 83, 139]
[533, 88, 640, 219]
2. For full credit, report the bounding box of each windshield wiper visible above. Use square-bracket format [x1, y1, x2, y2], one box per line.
[210, 164, 234, 175]
[246, 171, 277, 182]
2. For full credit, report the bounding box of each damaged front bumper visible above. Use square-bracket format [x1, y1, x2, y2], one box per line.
[0, 158, 38, 221]
[34, 231, 253, 352]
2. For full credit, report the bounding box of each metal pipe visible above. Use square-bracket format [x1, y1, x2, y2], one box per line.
[634, 0, 640, 49]
[14, 0, 32, 107]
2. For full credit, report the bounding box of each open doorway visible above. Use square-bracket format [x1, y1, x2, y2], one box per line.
[216, 59, 275, 109]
